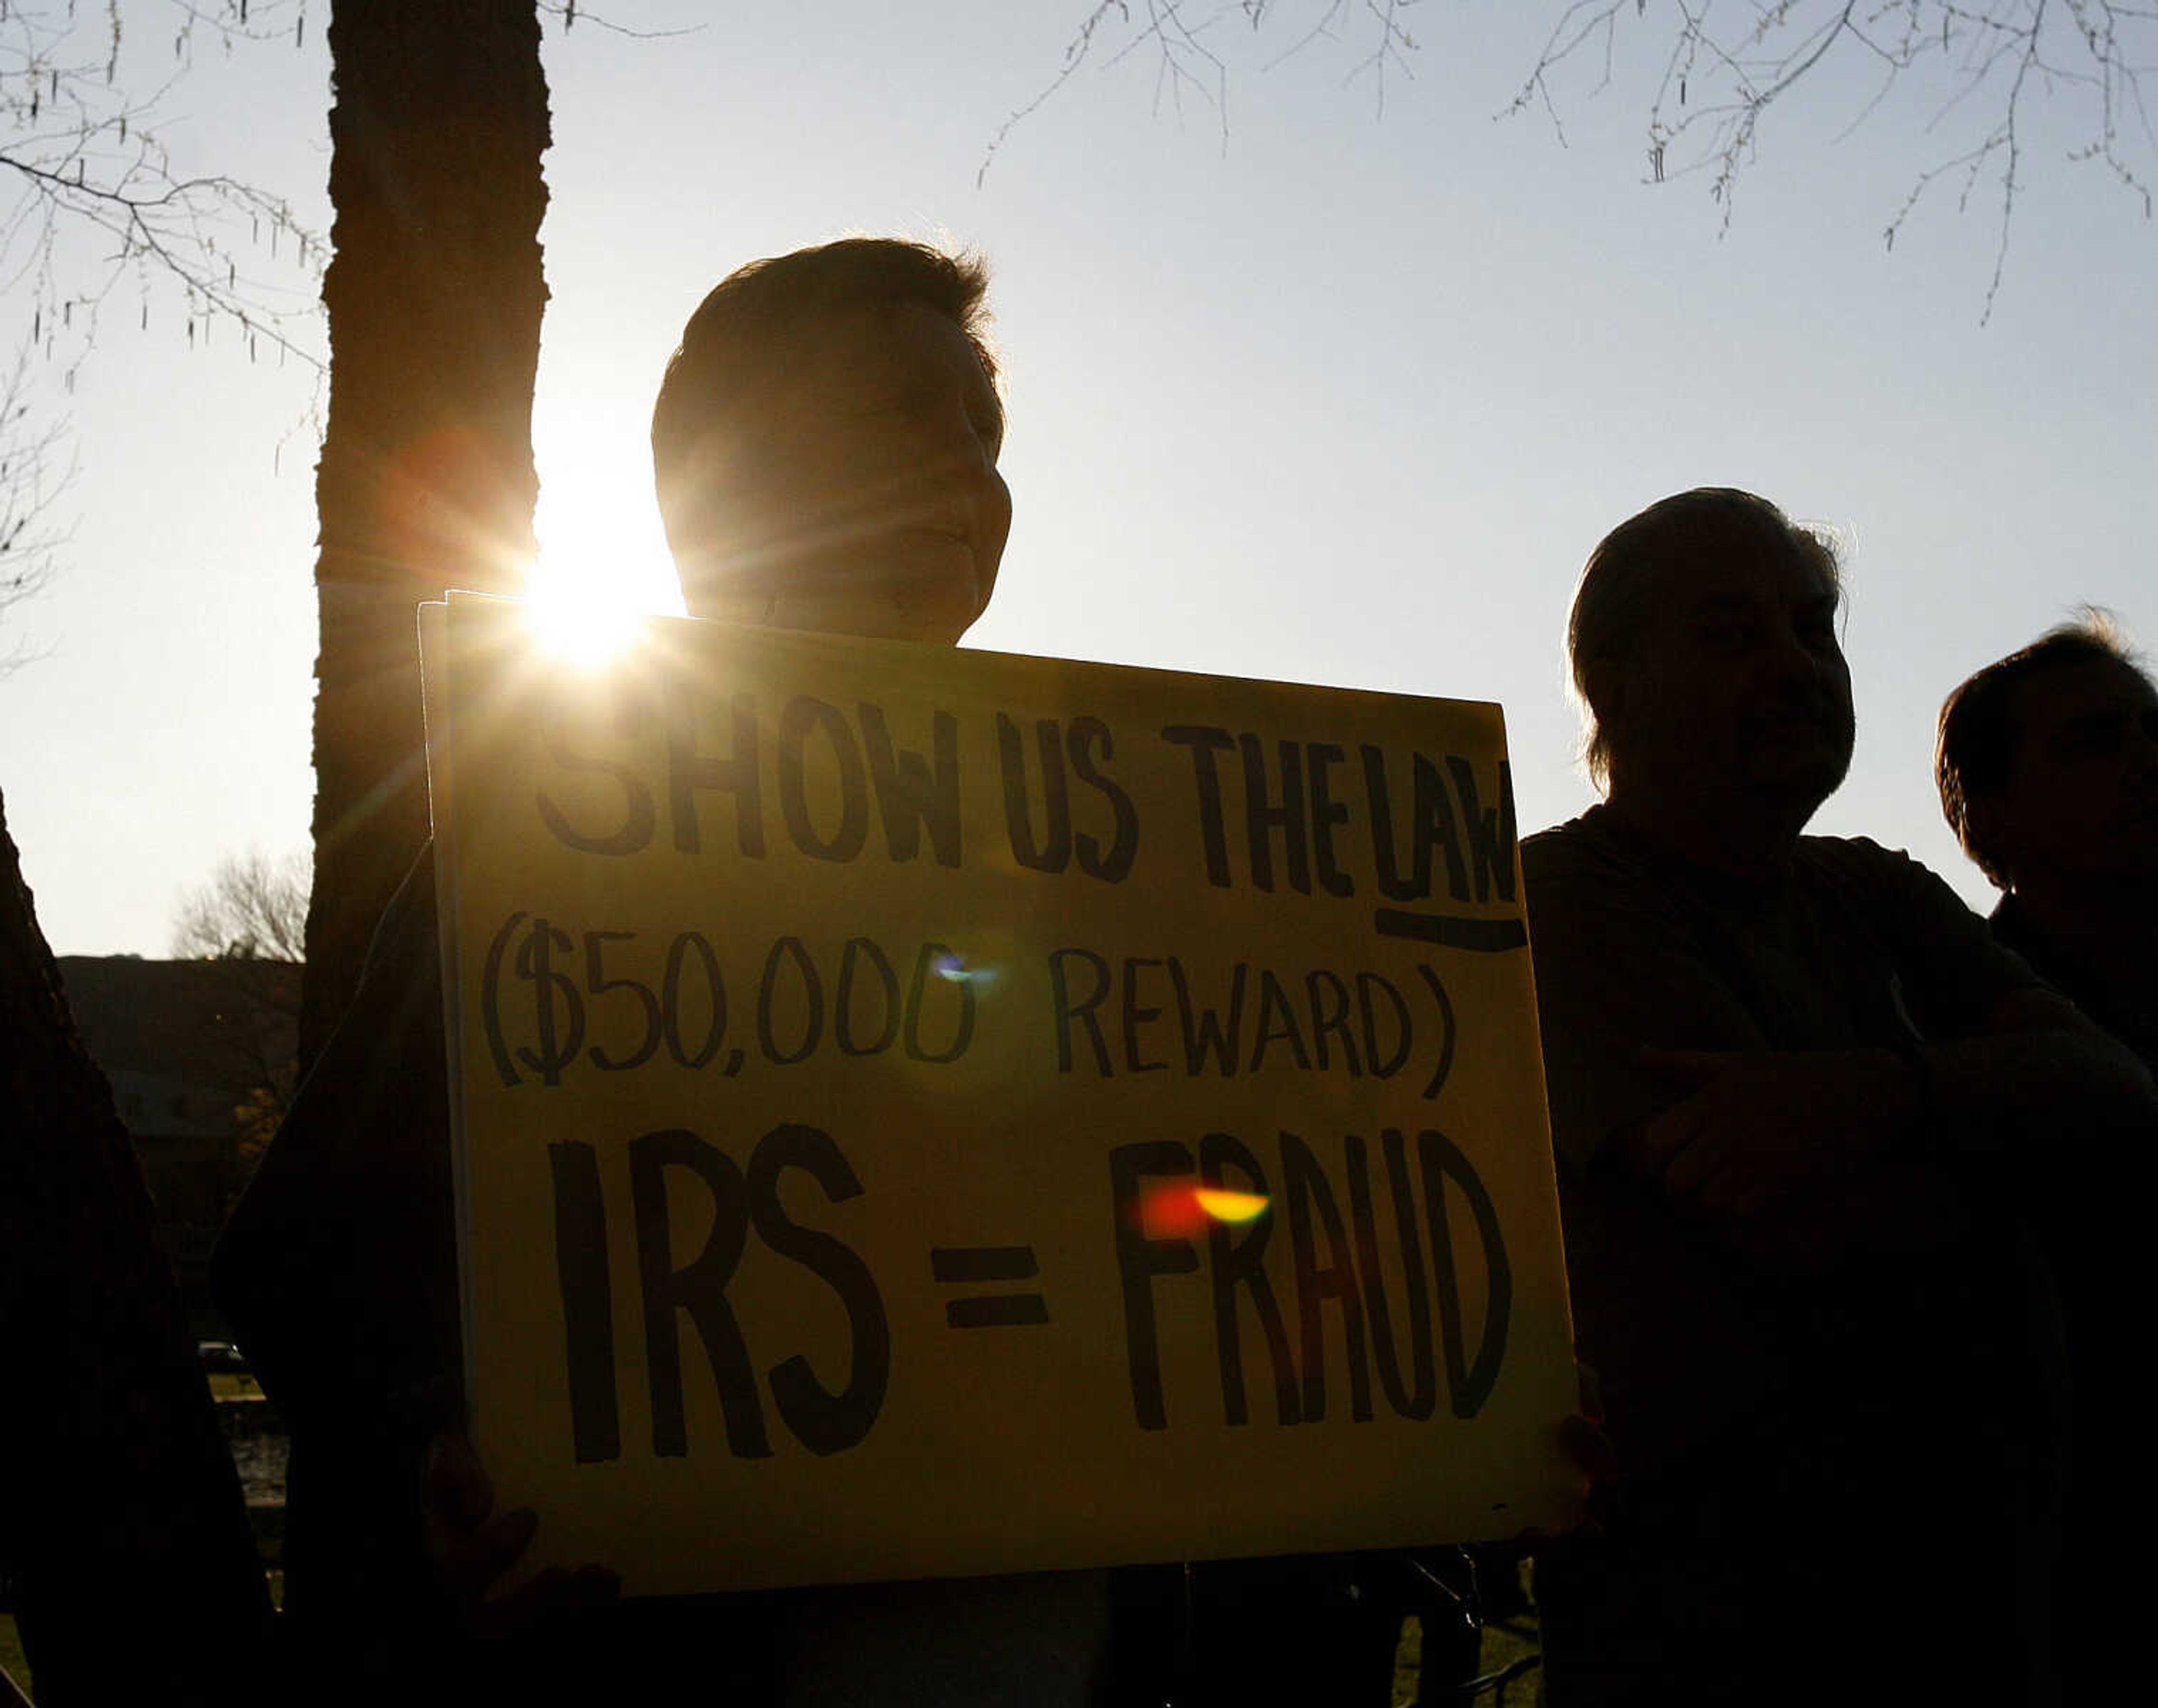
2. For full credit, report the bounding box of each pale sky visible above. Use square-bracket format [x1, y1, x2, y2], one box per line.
[2, 2, 2150, 956]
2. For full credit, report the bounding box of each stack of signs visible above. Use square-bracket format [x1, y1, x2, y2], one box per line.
[419, 591, 1577, 1597]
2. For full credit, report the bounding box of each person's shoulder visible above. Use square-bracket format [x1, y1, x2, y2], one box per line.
[1794, 831, 1908, 879]
[1523, 807, 1681, 951]
[1796, 834, 2039, 1002]
[1522, 805, 1633, 886]
[1988, 891, 2037, 953]
[1793, 833, 1961, 906]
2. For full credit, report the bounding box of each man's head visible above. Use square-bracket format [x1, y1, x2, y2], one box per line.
[1569, 488, 1853, 829]
[1937, 617, 2158, 896]
[652, 238, 1010, 645]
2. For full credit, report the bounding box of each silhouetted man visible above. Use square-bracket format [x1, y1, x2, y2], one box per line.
[1937, 619, 2158, 1703]
[1939, 619, 2158, 1074]
[1521, 489, 2155, 1707]
[214, 238, 1045, 1706]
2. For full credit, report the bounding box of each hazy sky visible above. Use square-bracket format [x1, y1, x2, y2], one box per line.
[2, 2, 2150, 955]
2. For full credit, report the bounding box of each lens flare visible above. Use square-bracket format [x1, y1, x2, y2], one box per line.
[1194, 1187, 1269, 1224]
[1136, 1182, 1271, 1241]
[928, 948, 1002, 992]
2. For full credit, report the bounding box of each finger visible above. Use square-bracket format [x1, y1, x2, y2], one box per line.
[442, 1505, 539, 1604]
[424, 1433, 496, 1532]
[474, 1560, 623, 1640]
[1708, 1138, 1831, 1219]
[1702, 1175, 1758, 1216]
[1704, 1174, 1790, 1225]
[497, 1562, 621, 1613]
[1693, 1142, 1774, 1213]
[1723, 1170, 1789, 1219]
[1636, 1046, 1738, 1084]
[1631, 1101, 1701, 1175]
[1728, 1215, 1829, 1277]
[1558, 1411, 1618, 1484]
[1574, 1359, 1603, 1424]
[1656, 1114, 1735, 1197]
[470, 1561, 566, 1642]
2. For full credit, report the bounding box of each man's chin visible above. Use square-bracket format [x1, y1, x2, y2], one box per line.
[1780, 758, 1851, 824]
[779, 576, 985, 647]
[1735, 741, 1850, 824]
[698, 538, 980, 643]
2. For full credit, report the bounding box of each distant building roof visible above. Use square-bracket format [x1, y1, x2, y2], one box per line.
[57, 955, 300, 1116]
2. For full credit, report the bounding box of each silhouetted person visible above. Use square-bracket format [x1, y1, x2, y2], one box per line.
[213, 239, 1050, 1706]
[2, 801, 274, 1706]
[1939, 618, 2158, 1074]
[1520, 489, 2155, 1707]
[1937, 617, 2158, 1702]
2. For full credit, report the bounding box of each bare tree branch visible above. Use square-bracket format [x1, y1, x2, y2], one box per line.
[0, 350, 69, 675]
[171, 847, 309, 962]
[0, 2, 329, 658]
[983, 0, 1427, 181]
[1510, 2, 2158, 319]
[537, 0, 702, 42]
[1015, 4, 2154, 313]
[1, 2, 328, 379]
[982, 2, 1239, 185]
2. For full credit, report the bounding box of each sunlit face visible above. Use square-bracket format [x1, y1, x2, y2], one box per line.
[683, 298, 1010, 646]
[1607, 539, 1855, 820]
[1978, 658, 2158, 892]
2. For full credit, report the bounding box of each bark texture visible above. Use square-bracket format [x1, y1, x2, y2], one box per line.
[303, 0, 552, 1066]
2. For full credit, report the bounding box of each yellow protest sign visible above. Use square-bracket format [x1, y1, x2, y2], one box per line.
[420, 591, 1577, 1597]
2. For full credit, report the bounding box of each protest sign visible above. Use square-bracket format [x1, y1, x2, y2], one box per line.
[420, 592, 1577, 1596]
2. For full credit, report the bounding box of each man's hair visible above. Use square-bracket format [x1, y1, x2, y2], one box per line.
[1567, 487, 1842, 790]
[1936, 612, 2143, 888]
[651, 238, 998, 570]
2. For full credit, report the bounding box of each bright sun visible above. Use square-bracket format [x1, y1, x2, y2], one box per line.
[524, 399, 685, 666]
[525, 562, 651, 667]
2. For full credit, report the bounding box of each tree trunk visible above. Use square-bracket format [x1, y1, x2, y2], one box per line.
[303, 0, 551, 1066]
[0, 785, 272, 1705]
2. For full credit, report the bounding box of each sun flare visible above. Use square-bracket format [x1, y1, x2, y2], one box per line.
[525, 400, 686, 666]
[524, 567, 651, 667]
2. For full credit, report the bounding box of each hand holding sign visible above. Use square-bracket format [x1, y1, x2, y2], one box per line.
[421, 1432, 620, 1633]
